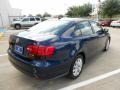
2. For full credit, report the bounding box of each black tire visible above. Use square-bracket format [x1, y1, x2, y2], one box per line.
[104, 38, 110, 51]
[34, 23, 38, 25]
[67, 55, 84, 79]
[15, 24, 21, 30]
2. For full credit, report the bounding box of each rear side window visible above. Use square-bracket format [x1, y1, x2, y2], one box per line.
[30, 18, 35, 21]
[35, 18, 40, 21]
[22, 18, 29, 22]
[90, 21, 102, 32]
[76, 21, 93, 36]
[73, 25, 82, 36]
[62, 26, 75, 36]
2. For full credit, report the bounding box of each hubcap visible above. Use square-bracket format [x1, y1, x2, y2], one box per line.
[16, 25, 20, 29]
[73, 58, 83, 76]
[106, 40, 110, 50]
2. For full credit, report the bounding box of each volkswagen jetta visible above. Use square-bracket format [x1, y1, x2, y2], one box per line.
[8, 18, 111, 79]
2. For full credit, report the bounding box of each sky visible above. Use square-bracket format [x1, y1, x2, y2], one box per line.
[9, 0, 103, 15]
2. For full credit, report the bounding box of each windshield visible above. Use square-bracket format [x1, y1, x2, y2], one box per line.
[27, 20, 71, 35]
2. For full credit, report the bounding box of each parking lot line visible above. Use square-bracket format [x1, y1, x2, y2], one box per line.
[59, 68, 120, 90]
[0, 41, 8, 43]
[0, 54, 8, 57]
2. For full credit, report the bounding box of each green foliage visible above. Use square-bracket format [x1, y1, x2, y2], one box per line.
[36, 14, 42, 18]
[100, 0, 120, 18]
[43, 12, 51, 17]
[66, 3, 92, 17]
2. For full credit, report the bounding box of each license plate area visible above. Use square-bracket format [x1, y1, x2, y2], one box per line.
[14, 45, 23, 54]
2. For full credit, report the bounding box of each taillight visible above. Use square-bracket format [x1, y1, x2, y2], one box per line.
[26, 44, 55, 57]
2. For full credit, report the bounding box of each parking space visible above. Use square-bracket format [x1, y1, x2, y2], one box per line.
[0, 27, 120, 90]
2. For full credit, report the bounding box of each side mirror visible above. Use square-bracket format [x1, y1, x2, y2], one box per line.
[103, 28, 109, 33]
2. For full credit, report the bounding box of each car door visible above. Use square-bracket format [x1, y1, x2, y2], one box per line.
[90, 21, 107, 51]
[21, 18, 30, 27]
[73, 21, 99, 57]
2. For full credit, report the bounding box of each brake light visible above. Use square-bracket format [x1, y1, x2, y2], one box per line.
[26, 44, 55, 56]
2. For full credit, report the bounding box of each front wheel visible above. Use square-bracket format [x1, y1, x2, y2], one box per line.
[67, 55, 83, 79]
[15, 24, 21, 30]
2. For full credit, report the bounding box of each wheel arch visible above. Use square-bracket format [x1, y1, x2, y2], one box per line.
[14, 23, 21, 27]
[78, 51, 86, 64]
[108, 36, 111, 42]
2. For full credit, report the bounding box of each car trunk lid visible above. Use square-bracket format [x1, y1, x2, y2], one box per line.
[9, 33, 57, 59]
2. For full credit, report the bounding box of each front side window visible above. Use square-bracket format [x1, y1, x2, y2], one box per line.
[90, 21, 102, 33]
[30, 18, 35, 21]
[22, 18, 29, 22]
[77, 21, 93, 36]
[35, 18, 40, 21]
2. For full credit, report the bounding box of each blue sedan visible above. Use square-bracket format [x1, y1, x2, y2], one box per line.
[8, 18, 111, 79]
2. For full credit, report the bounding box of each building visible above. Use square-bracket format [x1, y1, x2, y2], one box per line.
[0, 0, 21, 28]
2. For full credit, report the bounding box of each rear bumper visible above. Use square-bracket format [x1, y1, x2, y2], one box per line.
[8, 50, 71, 79]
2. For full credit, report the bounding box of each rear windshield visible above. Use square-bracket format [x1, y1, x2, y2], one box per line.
[27, 20, 71, 35]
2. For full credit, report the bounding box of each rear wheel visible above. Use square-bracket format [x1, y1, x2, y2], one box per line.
[34, 23, 38, 25]
[15, 24, 21, 30]
[67, 55, 83, 79]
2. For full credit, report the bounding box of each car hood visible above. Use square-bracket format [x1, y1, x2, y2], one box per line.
[17, 31, 57, 42]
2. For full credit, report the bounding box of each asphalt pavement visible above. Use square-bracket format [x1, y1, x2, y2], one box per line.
[0, 28, 120, 90]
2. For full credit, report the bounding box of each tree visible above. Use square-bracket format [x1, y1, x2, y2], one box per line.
[36, 14, 42, 18]
[43, 12, 51, 17]
[66, 3, 92, 17]
[28, 14, 33, 17]
[100, 0, 120, 19]
[58, 15, 64, 19]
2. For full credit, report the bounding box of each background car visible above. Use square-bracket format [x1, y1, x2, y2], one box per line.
[110, 20, 120, 27]
[99, 20, 112, 27]
[11, 16, 41, 29]
[8, 18, 111, 79]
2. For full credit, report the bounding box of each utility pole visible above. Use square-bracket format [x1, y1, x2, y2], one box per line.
[97, 0, 101, 21]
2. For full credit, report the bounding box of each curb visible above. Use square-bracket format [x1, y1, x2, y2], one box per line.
[0, 32, 4, 39]
[0, 28, 6, 39]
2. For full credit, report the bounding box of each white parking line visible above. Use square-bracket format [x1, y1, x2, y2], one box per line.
[60, 68, 120, 90]
[0, 41, 8, 43]
[0, 63, 11, 68]
[0, 54, 8, 57]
